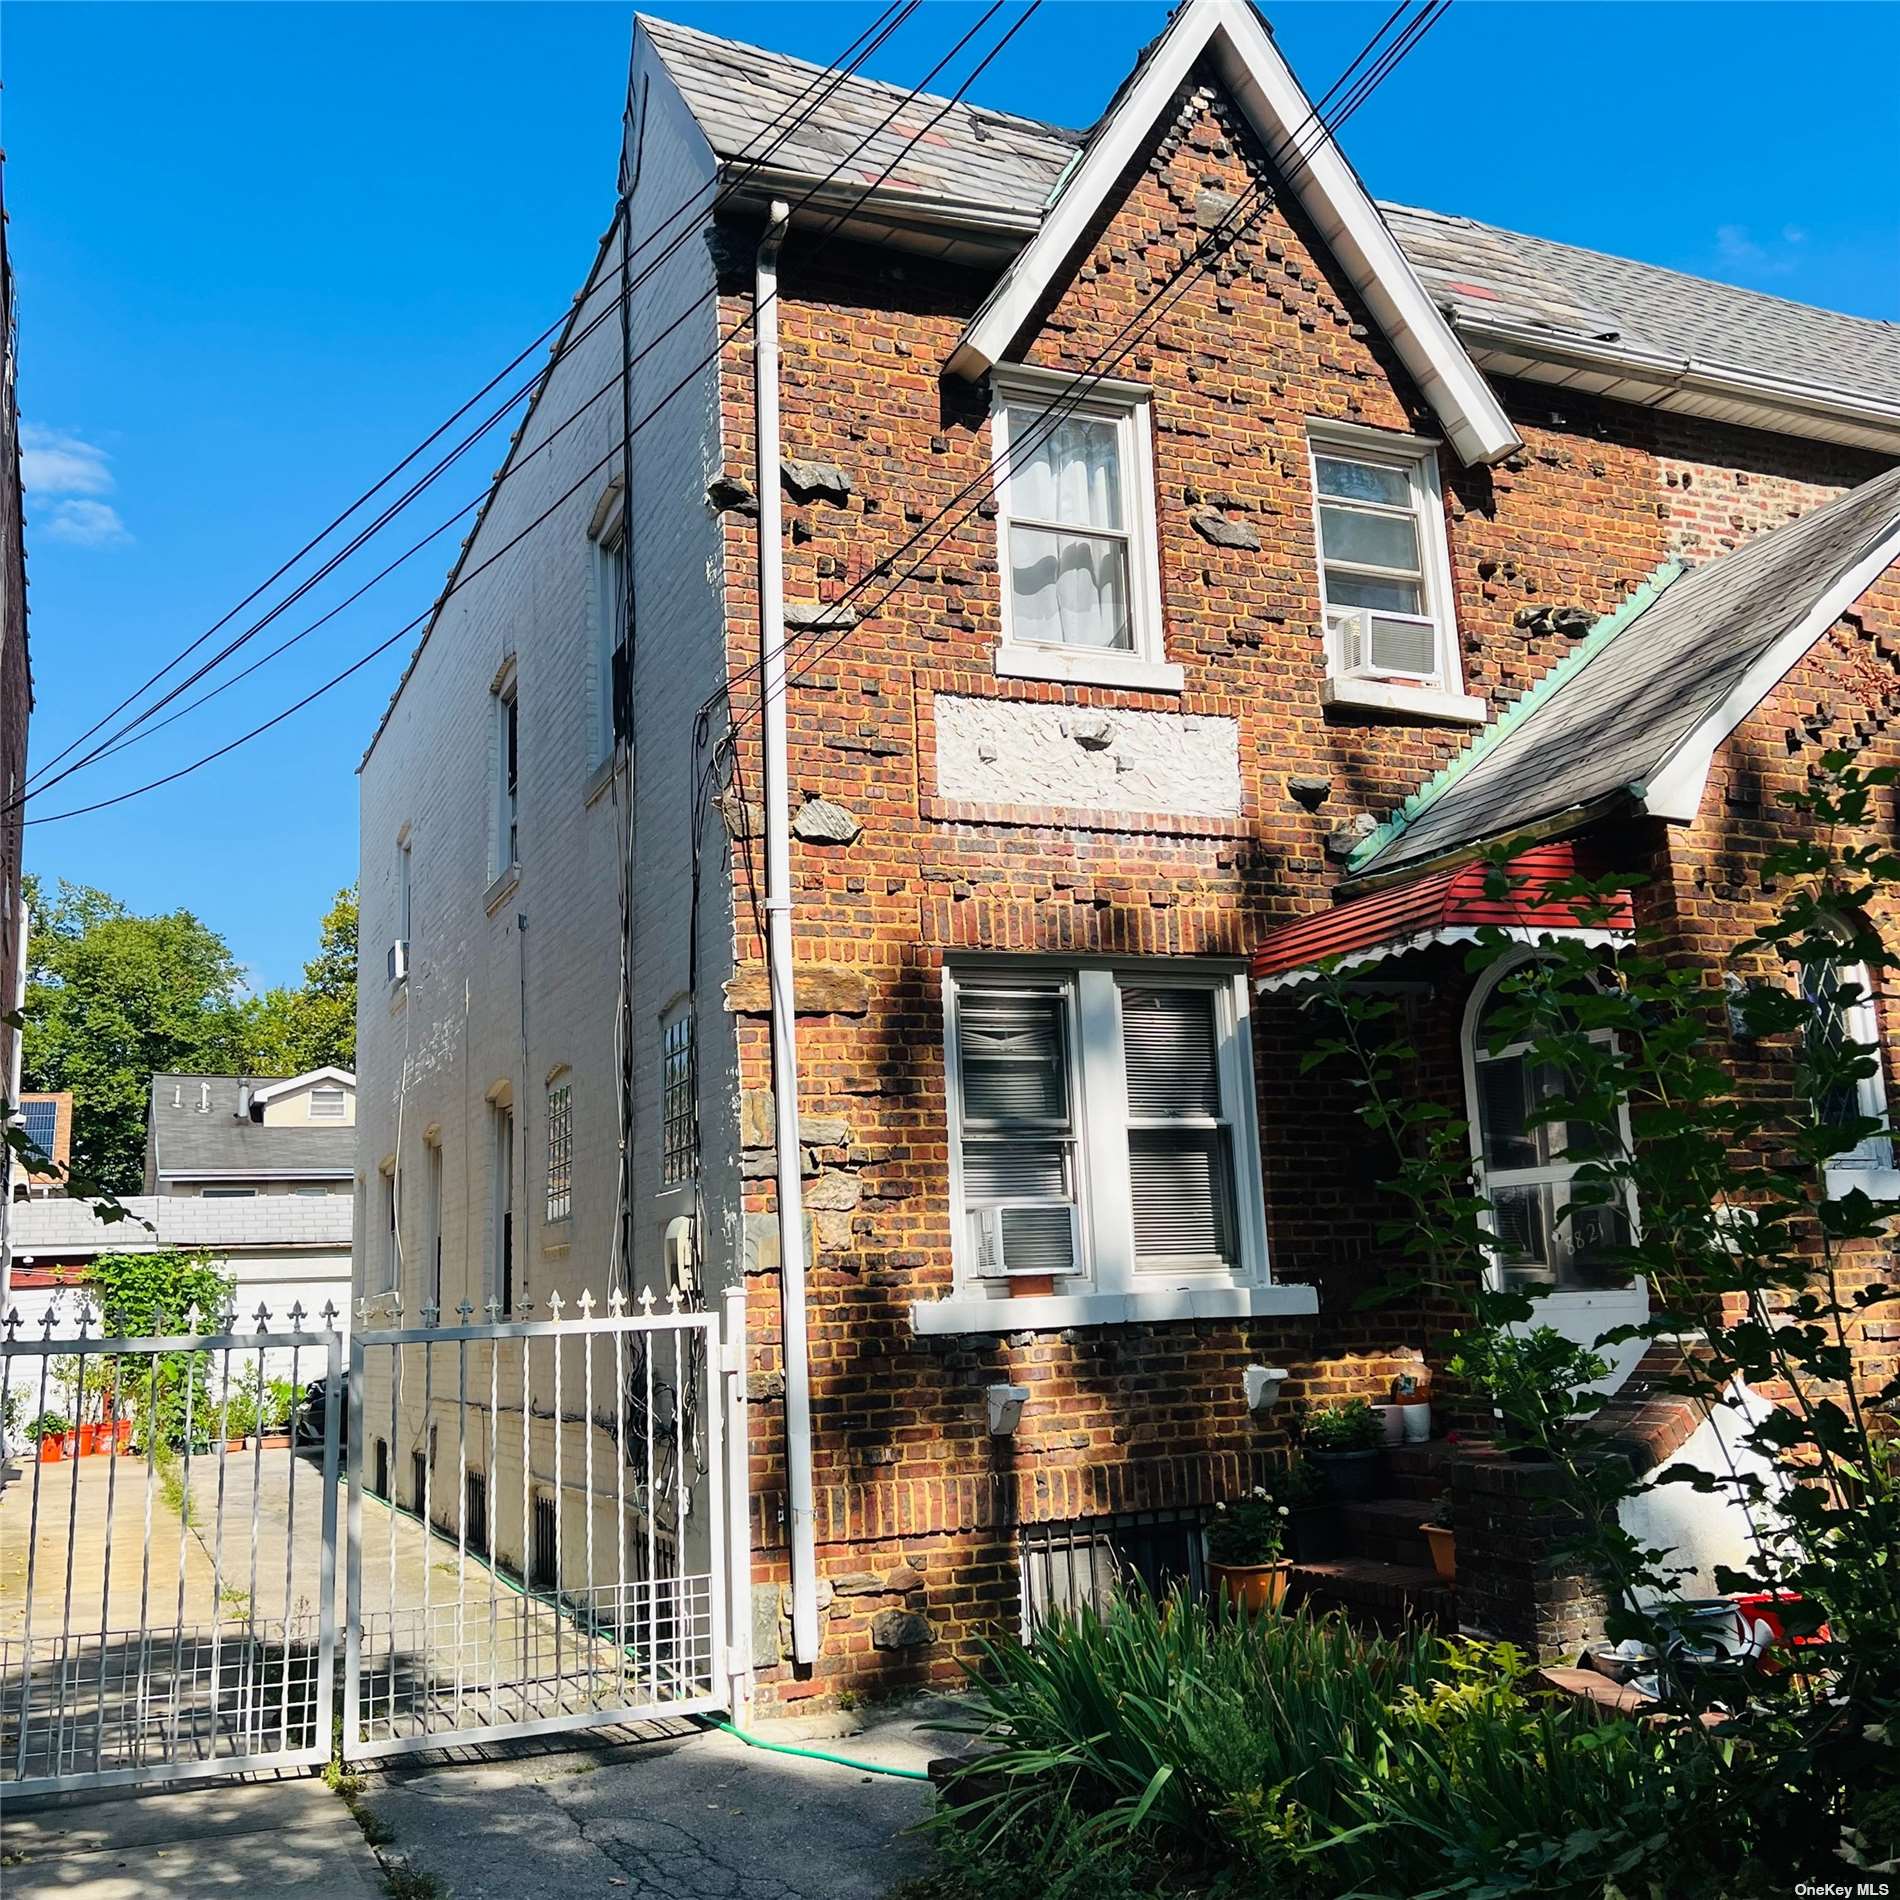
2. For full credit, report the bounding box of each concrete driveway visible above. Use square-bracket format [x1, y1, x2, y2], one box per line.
[353, 1701, 956, 1900]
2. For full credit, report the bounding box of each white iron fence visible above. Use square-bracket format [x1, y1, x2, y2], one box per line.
[0, 1283, 751, 1797]
[0, 1298, 341, 1795]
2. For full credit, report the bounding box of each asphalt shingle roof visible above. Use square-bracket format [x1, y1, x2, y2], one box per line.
[1352, 463, 1900, 880]
[10, 1193, 353, 1258]
[148, 1074, 355, 1181]
[637, 14, 1900, 414]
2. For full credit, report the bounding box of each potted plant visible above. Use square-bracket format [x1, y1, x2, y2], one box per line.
[1205, 1486, 1293, 1612]
[1445, 1326, 1611, 1461]
[258, 1380, 297, 1450]
[1280, 1455, 1341, 1561]
[1300, 1399, 1387, 1502]
[221, 1387, 258, 1451]
[1420, 1488, 1455, 1580]
[30, 1412, 72, 1463]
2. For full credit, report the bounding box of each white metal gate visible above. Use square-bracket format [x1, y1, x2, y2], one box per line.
[341, 1283, 745, 1760]
[1, 1282, 748, 1795]
[0, 1298, 341, 1796]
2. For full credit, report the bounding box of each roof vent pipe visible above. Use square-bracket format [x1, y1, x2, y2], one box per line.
[236, 1084, 253, 1120]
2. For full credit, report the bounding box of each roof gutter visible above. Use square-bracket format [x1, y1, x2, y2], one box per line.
[1455, 314, 1900, 453]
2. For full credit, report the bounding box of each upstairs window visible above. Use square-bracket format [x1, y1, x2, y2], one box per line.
[1309, 424, 1470, 718]
[309, 1085, 347, 1120]
[590, 485, 629, 765]
[545, 1079, 573, 1225]
[661, 1011, 696, 1187]
[990, 367, 1174, 691]
[492, 675, 519, 880]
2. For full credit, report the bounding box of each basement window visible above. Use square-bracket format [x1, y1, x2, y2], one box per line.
[1308, 422, 1482, 725]
[1019, 1511, 1206, 1639]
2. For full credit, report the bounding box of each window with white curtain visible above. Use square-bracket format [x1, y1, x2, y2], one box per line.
[1465, 960, 1635, 1289]
[991, 367, 1170, 689]
[946, 963, 1264, 1294]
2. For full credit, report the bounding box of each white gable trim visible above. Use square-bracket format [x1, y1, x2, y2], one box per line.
[248, 1067, 358, 1107]
[1638, 525, 1900, 823]
[946, 0, 1519, 468]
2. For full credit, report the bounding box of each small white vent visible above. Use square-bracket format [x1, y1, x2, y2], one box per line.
[387, 939, 409, 984]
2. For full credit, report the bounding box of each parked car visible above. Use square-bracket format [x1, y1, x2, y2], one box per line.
[294, 1372, 349, 1451]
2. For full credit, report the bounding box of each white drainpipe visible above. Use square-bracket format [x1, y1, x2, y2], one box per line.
[754, 199, 819, 1667]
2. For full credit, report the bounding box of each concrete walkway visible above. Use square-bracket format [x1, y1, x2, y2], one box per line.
[0, 1778, 385, 1898]
[351, 1700, 956, 1899]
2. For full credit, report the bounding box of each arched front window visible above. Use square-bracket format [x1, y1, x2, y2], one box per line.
[1463, 954, 1636, 1289]
[1803, 961, 1894, 1175]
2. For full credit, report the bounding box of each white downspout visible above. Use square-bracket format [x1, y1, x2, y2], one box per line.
[754, 199, 819, 1667]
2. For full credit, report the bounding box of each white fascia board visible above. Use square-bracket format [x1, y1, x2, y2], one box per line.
[1638, 525, 1900, 823]
[948, 0, 1520, 468]
[248, 1066, 357, 1106]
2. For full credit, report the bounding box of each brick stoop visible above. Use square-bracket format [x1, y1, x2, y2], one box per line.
[1289, 1559, 1455, 1632]
[1340, 1495, 1439, 1568]
[1383, 1441, 1464, 1503]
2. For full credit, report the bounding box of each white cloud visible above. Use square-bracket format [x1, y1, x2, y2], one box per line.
[20, 423, 114, 498]
[41, 498, 131, 548]
[1714, 223, 1799, 278]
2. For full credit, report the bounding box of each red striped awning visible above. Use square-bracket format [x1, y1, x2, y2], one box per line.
[1251, 842, 1635, 991]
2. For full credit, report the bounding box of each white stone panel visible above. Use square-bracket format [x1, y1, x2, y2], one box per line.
[933, 694, 1241, 818]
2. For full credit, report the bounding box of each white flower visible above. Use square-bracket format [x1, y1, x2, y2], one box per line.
[1278, 1506, 1290, 1516]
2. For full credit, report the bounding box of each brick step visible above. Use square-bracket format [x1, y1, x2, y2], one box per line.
[1288, 1559, 1454, 1633]
[1340, 1496, 1437, 1567]
[1382, 1442, 1462, 1503]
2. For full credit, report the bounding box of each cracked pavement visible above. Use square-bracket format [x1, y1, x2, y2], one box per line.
[355, 1702, 955, 1899]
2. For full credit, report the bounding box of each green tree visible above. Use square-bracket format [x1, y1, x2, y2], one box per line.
[21, 878, 252, 1193]
[234, 885, 356, 1073]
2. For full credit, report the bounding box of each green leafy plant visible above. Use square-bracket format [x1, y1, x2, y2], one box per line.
[1299, 1398, 1384, 1453]
[1204, 1487, 1290, 1565]
[88, 1251, 235, 1450]
[1444, 1325, 1611, 1455]
[262, 1379, 298, 1434]
[27, 1411, 71, 1441]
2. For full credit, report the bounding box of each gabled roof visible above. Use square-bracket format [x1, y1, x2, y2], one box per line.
[945, 0, 1519, 466]
[1349, 463, 1900, 882]
[147, 1074, 356, 1182]
[250, 1066, 355, 1106]
[635, 7, 1900, 455]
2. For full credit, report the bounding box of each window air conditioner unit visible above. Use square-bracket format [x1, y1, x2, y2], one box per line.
[387, 939, 409, 984]
[1328, 606, 1440, 686]
[969, 1204, 1079, 1279]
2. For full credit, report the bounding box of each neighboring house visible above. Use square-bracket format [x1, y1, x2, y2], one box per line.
[12, 1091, 71, 1198]
[355, 1, 1898, 1699]
[0, 154, 31, 1301]
[144, 1069, 357, 1198]
[5, 1192, 353, 1390]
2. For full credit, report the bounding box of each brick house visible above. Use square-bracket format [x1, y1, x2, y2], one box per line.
[354, 1, 1899, 1701]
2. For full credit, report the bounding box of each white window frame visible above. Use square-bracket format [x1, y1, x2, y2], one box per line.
[588, 482, 627, 769]
[1807, 961, 1897, 1196]
[938, 958, 1270, 1309]
[990, 364, 1179, 694]
[491, 668, 520, 882]
[1307, 420, 1482, 725]
[392, 830, 413, 986]
[1461, 950, 1643, 1295]
[376, 1162, 400, 1296]
[309, 1085, 347, 1121]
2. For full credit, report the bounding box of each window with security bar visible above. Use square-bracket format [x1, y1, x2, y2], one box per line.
[661, 1011, 696, 1187]
[1019, 1512, 1207, 1638]
[947, 965, 1266, 1294]
[1468, 966, 1636, 1289]
[545, 1080, 573, 1224]
[1309, 428, 1457, 694]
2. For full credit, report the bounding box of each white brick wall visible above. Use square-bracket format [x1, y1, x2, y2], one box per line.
[354, 43, 738, 1351]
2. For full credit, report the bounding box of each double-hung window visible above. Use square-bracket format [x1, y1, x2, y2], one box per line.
[945, 965, 1265, 1297]
[1309, 424, 1476, 721]
[991, 367, 1174, 691]
[492, 675, 519, 880]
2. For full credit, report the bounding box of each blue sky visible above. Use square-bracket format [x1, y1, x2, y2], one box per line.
[9, 1, 1897, 989]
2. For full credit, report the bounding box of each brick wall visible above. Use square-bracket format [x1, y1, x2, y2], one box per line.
[694, 61, 1898, 1700]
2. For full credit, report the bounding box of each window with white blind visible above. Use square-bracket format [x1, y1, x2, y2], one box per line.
[990, 366, 1174, 692]
[946, 964, 1264, 1295]
[1308, 422, 1473, 721]
[309, 1085, 347, 1120]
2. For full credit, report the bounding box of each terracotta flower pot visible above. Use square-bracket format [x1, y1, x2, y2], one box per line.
[258, 1432, 292, 1451]
[38, 1435, 65, 1464]
[114, 1420, 134, 1454]
[76, 1423, 100, 1457]
[1421, 1523, 1456, 1581]
[1208, 1559, 1292, 1613]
